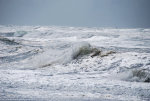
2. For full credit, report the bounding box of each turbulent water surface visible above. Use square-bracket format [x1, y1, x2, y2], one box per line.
[0, 25, 150, 101]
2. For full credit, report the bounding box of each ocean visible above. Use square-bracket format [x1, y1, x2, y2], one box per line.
[0, 25, 150, 100]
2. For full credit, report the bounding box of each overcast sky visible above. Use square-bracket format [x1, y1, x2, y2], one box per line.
[0, 0, 150, 28]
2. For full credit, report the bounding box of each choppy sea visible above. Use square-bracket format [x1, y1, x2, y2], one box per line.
[0, 25, 150, 101]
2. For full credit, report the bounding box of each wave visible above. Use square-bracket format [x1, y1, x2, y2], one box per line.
[0, 32, 15, 37]
[116, 69, 150, 83]
[29, 42, 92, 68]
[14, 31, 28, 37]
[0, 36, 19, 45]
[0, 31, 28, 37]
[132, 69, 150, 82]
[28, 41, 118, 68]
[71, 42, 92, 59]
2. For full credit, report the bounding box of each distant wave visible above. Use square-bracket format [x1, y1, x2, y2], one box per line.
[0, 31, 27, 37]
[0, 36, 19, 45]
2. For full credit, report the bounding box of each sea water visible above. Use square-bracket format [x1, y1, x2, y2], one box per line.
[0, 25, 150, 100]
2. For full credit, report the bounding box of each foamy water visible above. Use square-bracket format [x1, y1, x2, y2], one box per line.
[0, 25, 150, 100]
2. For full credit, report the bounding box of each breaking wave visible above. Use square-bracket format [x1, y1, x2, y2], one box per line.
[132, 69, 150, 82]
[119, 69, 150, 83]
[29, 42, 93, 68]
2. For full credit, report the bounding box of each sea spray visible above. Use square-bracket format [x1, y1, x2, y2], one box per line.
[29, 42, 93, 68]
